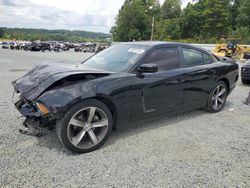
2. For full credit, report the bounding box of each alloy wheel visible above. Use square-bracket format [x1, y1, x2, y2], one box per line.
[67, 107, 109, 149]
[212, 84, 227, 110]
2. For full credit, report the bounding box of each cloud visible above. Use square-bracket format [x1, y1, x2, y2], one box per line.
[0, 0, 30, 6]
[0, 0, 124, 33]
[0, 0, 192, 33]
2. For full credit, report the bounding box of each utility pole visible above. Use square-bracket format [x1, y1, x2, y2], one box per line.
[151, 16, 154, 41]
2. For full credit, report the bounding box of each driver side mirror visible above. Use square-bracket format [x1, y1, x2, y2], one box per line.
[137, 63, 158, 74]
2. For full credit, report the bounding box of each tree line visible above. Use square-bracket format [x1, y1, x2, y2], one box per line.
[111, 0, 250, 44]
[0, 27, 111, 42]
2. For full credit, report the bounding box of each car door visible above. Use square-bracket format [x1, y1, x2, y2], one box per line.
[179, 47, 217, 108]
[130, 47, 184, 121]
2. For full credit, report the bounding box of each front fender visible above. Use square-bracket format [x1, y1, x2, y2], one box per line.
[37, 74, 133, 124]
[37, 82, 100, 118]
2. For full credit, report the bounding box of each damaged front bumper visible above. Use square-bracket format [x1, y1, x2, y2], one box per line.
[13, 94, 57, 133]
[15, 97, 41, 117]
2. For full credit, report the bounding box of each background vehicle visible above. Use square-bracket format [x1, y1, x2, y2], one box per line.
[241, 60, 250, 84]
[13, 42, 239, 153]
[213, 37, 250, 60]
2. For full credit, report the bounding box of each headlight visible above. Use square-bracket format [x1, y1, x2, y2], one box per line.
[36, 102, 50, 115]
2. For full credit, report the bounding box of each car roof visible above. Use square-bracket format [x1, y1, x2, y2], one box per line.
[120, 41, 180, 47]
[119, 41, 205, 49]
[119, 41, 212, 54]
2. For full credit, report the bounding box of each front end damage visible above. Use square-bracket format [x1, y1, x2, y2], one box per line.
[13, 93, 55, 136]
[12, 63, 113, 136]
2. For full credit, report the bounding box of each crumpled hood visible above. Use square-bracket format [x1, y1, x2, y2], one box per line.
[12, 63, 113, 100]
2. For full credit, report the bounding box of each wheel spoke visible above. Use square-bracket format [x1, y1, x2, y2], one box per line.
[212, 96, 216, 101]
[218, 88, 226, 96]
[214, 99, 218, 108]
[69, 118, 84, 127]
[72, 129, 86, 146]
[216, 86, 220, 94]
[87, 107, 96, 123]
[217, 97, 223, 104]
[87, 129, 99, 145]
[92, 119, 108, 128]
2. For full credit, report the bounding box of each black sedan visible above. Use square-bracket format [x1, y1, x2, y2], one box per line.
[13, 42, 239, 153]
[241, 60, 250, 84]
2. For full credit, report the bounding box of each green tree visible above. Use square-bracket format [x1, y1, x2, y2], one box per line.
[202, 0, 231, 38]
[155, 19, 181, 40]
[180, 2, 203, 39]
[112, 0, 160, 41]
[237, 0, 250, 28]
[0, 27, 110, 42]
[0, 28, 4, 38]
[232, 26, 250, 43]
[154, 0, 181, 40]
[232, 0, 250, 43]
[161, 0, 181, 19]
[230, 0, 241, 31]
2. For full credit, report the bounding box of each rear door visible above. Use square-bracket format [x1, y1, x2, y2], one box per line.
[179, 47, 217, 107]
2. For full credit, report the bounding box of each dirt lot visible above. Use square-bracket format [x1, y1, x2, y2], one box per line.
[0, 48, 249, 187]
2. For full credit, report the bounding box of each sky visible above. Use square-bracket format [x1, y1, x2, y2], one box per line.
[0, 0, 192, 33]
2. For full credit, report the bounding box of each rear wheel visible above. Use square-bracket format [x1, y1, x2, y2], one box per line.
[207, 81, 228, 113]
[56, 99, 113, 153]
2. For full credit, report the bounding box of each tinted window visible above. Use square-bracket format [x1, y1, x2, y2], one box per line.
[143, 48, 179, 71]
[83, 44, 149, 72]
[182, 48, 203, 67]
[203, 53, 214, 64]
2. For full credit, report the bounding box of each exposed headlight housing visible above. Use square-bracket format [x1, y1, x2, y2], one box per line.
[36, 102, 50, 115]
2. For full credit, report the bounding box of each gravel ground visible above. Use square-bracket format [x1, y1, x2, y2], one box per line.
[0, 48, 250, 187]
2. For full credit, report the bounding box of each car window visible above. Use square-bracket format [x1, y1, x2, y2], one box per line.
[83, 44, 149, 72]
[182, 48, 203, 67]
[203, 53, 214, 64]
[143, 48, 180, 71]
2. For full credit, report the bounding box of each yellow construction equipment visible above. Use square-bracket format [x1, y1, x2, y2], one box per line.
[212, 37, 250, 61]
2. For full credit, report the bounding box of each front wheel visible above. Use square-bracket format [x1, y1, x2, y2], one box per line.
[207, 81, 228, 113]
[56, 99, 113, 153]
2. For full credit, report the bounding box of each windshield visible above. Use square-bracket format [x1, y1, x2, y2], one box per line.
[83, 44, 149, 72]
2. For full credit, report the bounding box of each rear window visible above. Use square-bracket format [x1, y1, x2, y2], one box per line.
[182, 48, 216, 66]
[182, 48, 203, 66]
[203, 53, 214, 64]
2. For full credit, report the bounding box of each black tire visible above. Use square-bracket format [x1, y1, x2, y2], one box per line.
[56, 99, 113, 153]
[242, 79, 249, 85]
[207, 81, 228, 113]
